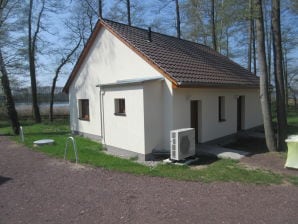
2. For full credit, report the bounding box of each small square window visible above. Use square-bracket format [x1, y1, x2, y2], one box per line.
[114, 98, 126, 116]
[79, 99, 90, 121]
[218, 96, 226, 122]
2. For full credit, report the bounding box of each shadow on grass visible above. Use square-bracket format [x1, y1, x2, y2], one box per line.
[190, 155, 219, 166]
[0, 133, 13, 136]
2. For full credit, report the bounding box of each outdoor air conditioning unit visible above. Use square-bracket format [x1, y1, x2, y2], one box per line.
[170, 128, 195, 161]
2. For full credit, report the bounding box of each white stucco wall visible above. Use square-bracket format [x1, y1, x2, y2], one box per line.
[68, 26, 162, 138]
[102, 85, 146, 154]
[69, 71, 101, 138]
[171, 88, 263, 143]
[143, 80, 164, 154]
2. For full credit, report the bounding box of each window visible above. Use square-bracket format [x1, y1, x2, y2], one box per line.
[79, 99, 90, 120]
[114, 98, 126, 116]
[218, 96, 226, 122]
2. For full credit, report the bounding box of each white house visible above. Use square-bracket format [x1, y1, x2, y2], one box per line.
[63, 19, 263, 160]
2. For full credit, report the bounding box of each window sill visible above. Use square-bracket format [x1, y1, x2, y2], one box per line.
[114, 113, 126, 116]
[79, 118, 90, 121]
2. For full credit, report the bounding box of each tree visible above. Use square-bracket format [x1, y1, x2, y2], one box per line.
[107, 0, 131, 25]
[153, 0, 182, 38]
[126, 0, 131, 25]
[106, 0, 145, 27]
[255, 0, 277, 152]
[183, 0, 250, 58]
[71, 0, 98, 46]
[0, 0, 20, 135]
[211, 0, 217, 50]
[28, 0, 44, 123]
[247, 0, 256, 74]
[83, 0, 103, 18]
[288, 72, 298, 108]
[0, 49, 20, 134]
[175, 0, 181, 38]
[49, 39, 82, 122]
[183, 0, 209, 44]
[99, 0, 102, 17]
[272, 0, 287, 151]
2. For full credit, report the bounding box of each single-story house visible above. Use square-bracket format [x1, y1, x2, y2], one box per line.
[63, 19, 263, 160]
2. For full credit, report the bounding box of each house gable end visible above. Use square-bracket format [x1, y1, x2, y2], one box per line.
[63, 21, 174, 93]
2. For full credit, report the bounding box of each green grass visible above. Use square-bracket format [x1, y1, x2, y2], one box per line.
[287, 106, 298, 135]
[2, 120, 297, 185]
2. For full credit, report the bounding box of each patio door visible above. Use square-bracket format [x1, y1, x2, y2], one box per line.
[190, 100, 202, 144]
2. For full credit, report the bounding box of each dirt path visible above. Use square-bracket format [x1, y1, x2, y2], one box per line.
[240, 152, 298, 176]
[1, 136, 298, 224]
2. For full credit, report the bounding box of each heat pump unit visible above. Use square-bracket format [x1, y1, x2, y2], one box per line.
[170, 128, 195, 161]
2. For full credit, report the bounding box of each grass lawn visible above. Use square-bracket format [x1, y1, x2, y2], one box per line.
[287, 106, 298, 135]
[0, 116, 297, 185]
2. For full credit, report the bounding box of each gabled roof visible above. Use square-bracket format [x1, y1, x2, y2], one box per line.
[63, 19, 259, 93]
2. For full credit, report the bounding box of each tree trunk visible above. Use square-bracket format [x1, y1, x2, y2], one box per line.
[265, 8, 272, 105]
[283, 47, 288, 108]
[226, 27, 229, 57]
[98, 0, 102, 18]
[211, 0, 217, 51]
[49, 74, 57, 122]
[175, 0, 181, 39]
[126, 0, 131, 25]
[0, 48, 20, 135]
[248, 0, 253, 72]
[255, 0, 277, 152]
[252, 20, 257, 75]
[28, 0, 41, 123]
[272, 0, 287, 151]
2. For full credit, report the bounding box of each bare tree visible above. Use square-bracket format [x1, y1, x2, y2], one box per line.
[49, 39, 81, 122]
[154, 0, 182, 38]
[0, 0, 20, 135]
[248, 0, 256, 74]
[106, 0, 145, 27]
[255, 0, 277, 152]
[272, 0, 287, 151]
[126, 0, 131, 25]
[0, 49, 20, 134]
[288, 73, 297, 108]
[175, 0, 181, 38]
[211, 0, 217, 50]
[84, 0, 103, 18]
[28, 0, 44, 123]
[98, 0, 102, 18]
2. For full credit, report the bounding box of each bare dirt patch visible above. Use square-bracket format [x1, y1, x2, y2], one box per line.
[240, 152, 298, 176]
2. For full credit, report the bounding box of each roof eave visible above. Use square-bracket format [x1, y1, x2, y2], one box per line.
[177, 82, 260, 89]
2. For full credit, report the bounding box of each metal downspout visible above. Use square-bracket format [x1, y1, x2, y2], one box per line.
[99, 88, 106, 148]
